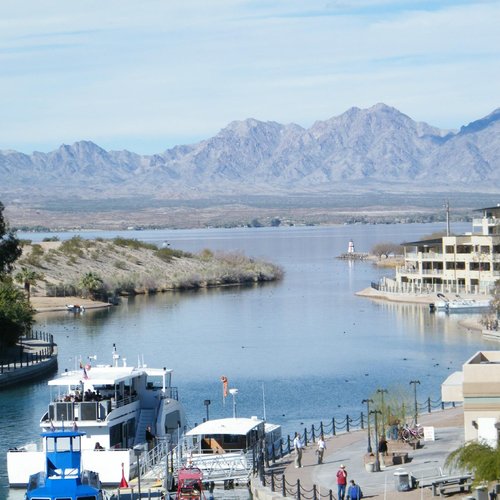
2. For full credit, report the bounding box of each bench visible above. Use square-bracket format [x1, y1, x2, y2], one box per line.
[437, 479, 472, 497]
[418, 474, 473, 497]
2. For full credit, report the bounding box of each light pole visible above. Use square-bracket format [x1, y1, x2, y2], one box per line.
[133, 446, 143, 499]
[362, 399, 373, 453]
[229, 388, 238, 418]
[370, 410, 382, 472]
[377, 388, 388, 435]
[410, 380, 421, 425]
[204, 399, 211, 421]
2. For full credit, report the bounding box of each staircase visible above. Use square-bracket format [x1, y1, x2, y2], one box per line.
[134, 408, 155, 446]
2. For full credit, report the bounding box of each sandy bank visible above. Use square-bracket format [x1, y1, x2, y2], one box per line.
[30, 296, 111, 313]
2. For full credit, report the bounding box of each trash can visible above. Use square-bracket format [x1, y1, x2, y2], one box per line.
[394, 468, 412, 491]
[476, 486, 488, 500]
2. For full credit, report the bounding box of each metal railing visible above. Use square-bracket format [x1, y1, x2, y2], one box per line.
[0, 330, 56, 375]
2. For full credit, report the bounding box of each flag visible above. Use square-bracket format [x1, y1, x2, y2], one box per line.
[119, 463, 129, 488]
[220, 376, 228, 398]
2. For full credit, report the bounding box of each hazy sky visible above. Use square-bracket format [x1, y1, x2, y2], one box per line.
[1, 0, 499, 154]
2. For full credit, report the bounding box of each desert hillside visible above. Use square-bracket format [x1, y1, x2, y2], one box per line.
[15, 237, 283, 300]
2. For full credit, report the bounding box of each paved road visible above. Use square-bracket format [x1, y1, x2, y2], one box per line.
[275, 407, 480, 499]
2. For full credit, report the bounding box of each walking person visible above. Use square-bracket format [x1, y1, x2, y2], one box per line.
[336, 464, 348, 500]
[316, 434, 326, 464]
[347, 479, 363, 499]
[293, 432, 303, 468]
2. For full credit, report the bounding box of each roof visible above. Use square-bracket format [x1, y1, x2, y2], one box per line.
[401, 238, 443, 247]
[474, 206, 500, 212]
[186, 417, 264, 437]
[48, 365, 146, 387]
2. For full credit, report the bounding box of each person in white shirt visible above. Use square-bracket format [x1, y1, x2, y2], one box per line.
[293, 432, 303, 468]
[317, 435, 326, 464]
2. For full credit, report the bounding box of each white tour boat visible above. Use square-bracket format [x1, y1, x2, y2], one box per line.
[7, 345, 187, 487]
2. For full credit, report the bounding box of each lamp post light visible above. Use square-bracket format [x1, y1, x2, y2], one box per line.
[369, 410, 382, 472]
[410, 380, 421, 425]
[362, 399, 373, 453]
[229, 388, 239, 418]
[376, 388, 388, 434]
[133, 446, 143, 499]
[204, 399, 211, 421]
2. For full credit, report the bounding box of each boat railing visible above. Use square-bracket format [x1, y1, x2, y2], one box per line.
[48, 400, 113, 422]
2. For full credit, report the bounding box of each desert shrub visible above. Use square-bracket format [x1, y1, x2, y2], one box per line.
[25, 244, 45, 266]
[114, 260, 127, 270]
[112, 237, 157, 251]
[199, 249, 214, 261]
[59, 236, 85, 258]
[155, 247, 190, 262]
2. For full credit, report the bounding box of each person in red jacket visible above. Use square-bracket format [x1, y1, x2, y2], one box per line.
[337, 464, 348, 500]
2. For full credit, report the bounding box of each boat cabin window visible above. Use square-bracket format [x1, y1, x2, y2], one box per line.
[46, 436, 80, 452]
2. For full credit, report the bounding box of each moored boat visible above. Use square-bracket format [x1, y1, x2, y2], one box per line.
[429, 294, 491, 313]
[7, 344, 187, 487]
[182, 416, 281, 483]
[25, 429, 106, 500]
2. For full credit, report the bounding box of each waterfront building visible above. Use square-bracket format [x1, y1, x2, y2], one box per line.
[442, 351, 500, 446]
[378, 205, 500, 295]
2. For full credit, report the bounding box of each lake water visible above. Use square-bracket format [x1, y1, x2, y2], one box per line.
[1, 223, 493, 497]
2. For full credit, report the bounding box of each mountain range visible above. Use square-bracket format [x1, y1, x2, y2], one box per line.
[1, 103, 499, 203]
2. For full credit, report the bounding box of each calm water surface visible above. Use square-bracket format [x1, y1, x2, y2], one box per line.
[1, 223, 494, 496]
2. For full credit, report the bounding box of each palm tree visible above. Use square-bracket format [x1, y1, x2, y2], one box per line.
[79, 272, 104, 300]
[446, 441, 500, 484]
[14, 267, 44, 301]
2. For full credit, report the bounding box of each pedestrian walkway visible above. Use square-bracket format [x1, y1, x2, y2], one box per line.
[0, 335, 57, 389]
[279, 407, 468, 499]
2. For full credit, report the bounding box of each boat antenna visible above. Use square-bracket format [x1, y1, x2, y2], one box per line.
[262, 382, 267, 421]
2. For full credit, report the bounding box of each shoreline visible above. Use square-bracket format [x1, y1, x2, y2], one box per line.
[30, 296, 112, 313]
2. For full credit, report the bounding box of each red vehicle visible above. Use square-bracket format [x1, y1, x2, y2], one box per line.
[177, 467, 205, 500]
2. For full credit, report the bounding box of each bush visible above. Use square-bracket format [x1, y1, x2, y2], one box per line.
[59, 236, 85, 258]
[155, 247, 190, 262]
[112, 237, 157, 251]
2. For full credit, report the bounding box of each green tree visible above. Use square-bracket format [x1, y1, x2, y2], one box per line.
[15, 267, 44, 301]
[446, 441, 500, 484]
[79, 272, 104, 300]
[0, 202, 22, 277]
[0, 279, 34, 348]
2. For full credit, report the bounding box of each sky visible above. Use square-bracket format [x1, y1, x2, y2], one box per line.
[1, 0, 499, 154]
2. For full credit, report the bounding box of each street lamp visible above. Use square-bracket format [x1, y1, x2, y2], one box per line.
[377, 388, 388, 434]
[369, 410, 382, 472]
[204, 399, 211, 421]
[229, 388, 238, 418]
[362, 399, 373, 453]
[410, 380, 421, 425]
[133, 446, 143, 499]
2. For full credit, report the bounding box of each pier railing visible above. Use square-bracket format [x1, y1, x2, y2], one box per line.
[0, 330, 55, 375]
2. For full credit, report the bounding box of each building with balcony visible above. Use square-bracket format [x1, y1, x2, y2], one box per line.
[378, 205, 500, 296]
